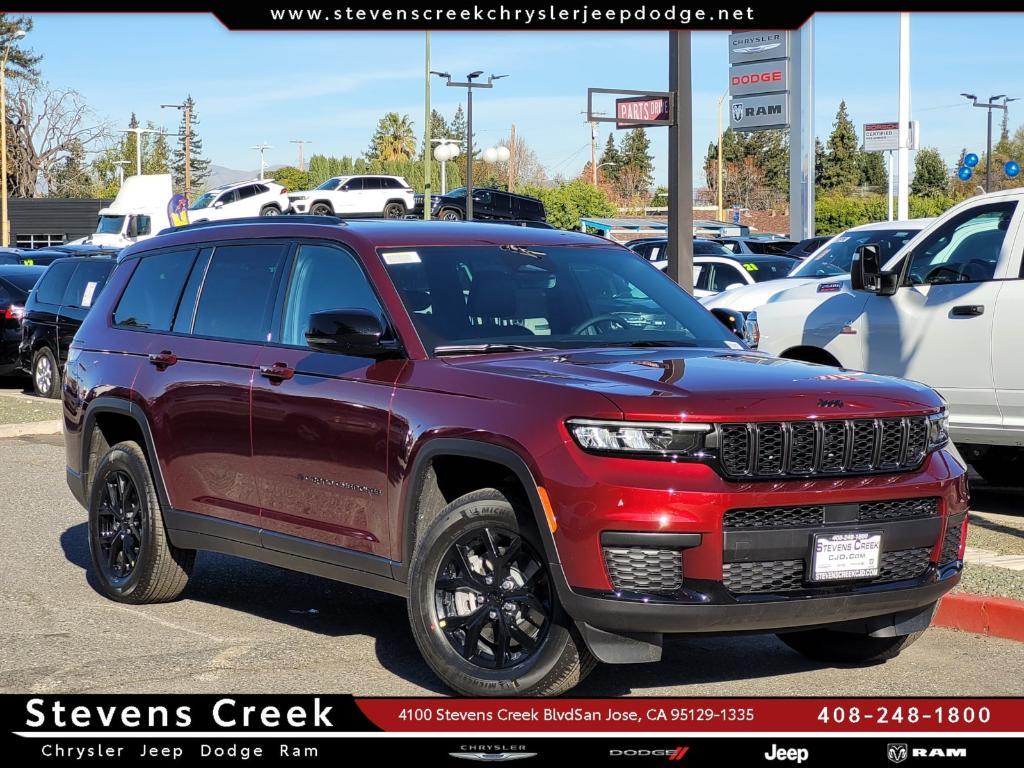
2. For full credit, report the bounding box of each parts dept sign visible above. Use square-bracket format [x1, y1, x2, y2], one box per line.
[730, 93, 790, 132]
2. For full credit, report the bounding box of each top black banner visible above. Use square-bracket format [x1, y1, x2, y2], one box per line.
[14, 2, 1024, 31]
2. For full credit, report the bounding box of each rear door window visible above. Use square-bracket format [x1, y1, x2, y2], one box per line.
[62, 260, 114, 308]
[34, 262, 77, 306]
[113, 250, 197, 331]
[191, 243, 287, 342]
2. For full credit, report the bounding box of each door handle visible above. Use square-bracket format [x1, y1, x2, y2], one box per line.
[260, 362, 295, 382]
[147, 350, 177, 369]
[951, 304, 985, 317]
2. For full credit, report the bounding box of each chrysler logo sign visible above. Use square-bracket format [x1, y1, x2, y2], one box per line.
[728, 30, 790, 64]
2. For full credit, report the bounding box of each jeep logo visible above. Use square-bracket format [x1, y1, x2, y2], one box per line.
[817, 399, 845, 408]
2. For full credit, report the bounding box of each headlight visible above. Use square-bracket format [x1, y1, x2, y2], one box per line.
[927, 411, 950, 450]
[567, 418, 711, 458]
[743, 311, 760, 348]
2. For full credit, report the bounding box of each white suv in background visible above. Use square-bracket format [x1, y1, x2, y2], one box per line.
[188, 180, 291, 221]
[747, 189, 1024, 485]
[287, 175, 415, 218]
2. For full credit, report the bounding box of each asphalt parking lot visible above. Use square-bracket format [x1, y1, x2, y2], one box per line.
[1, 426, 1022, 697]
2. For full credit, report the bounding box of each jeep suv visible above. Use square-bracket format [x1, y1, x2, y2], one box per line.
[64, 217, 968, 696]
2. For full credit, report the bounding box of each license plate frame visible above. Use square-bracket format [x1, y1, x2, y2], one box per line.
[809, 530, 883, 582]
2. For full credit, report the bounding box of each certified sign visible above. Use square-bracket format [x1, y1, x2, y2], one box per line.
[864, 121, 919, 152]
[729, 59, 789, 98]
[730, 93, 789, 132]
[615, 95, 671, 128]
[728, 31, 790, 64]
[811, 531, 882, 581]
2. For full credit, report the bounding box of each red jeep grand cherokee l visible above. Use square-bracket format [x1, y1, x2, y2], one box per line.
[63, 218, 968, 696]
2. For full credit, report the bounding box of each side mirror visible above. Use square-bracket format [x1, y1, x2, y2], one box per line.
[213, 201, 224, 209]
[851, 243, 899, 296]
[305, 308, 393, 357]
[724, 282, 744, 292]
[710, 307, 745, 339]
[126, 217, 139, 238]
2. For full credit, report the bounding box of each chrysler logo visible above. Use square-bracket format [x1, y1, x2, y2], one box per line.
[733, 43, 782, 55]
[450, 753, 537, 762]
[817, 399, 845, 408]
[887, 744, 908, 764]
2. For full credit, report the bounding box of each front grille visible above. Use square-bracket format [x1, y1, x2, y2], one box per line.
[717, 417, 930, 479]
[603, 546, 682, 594]
[940, 519, 965, 563]
[723, 497, 940, 530]
[723, 547, 932, 594]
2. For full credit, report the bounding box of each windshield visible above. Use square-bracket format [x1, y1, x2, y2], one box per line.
[745, 258, 798, 282]
[189, 192, 217, 209]
[95, 215, 126, 235]
[382, 244, 739, 354]
[693, 241, 732, 256]
[789, 228, 919, 278]
[0, 270, 43, 292]
[444, 187, 467, 198]
[316, 178, 342, 191]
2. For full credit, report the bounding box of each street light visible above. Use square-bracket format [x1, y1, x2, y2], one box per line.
[161, 101, 192, 198]
[122, 127, 164, 177]
[251, 143, 272, 180]
[113, 160, 131, 187]
[961, 91, 1018, 192]
[432, 138, 461, 194]
[1, 26, 27, 247]
[432, 70, 507, 220]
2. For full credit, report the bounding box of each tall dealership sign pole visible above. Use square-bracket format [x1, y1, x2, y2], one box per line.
[897, 13, 910, 220]
[423, 32, 432, 220]
[789, 22, 814, 240]
[667, 32, 693, 292]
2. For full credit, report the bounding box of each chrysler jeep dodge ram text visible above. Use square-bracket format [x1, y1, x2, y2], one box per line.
[63, 217, 968, 696]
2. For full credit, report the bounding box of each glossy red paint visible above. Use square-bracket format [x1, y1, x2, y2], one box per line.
[66, 219, 965, 619]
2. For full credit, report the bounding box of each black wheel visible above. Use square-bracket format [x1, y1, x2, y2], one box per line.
[32, 347, 61, 399]
[778, 626, 926, 663]
[408, 488, 595, 696]
[310, 202, 333, 216]
[383, 201, 406, 219]
[439, 208, 463, 221]
[969, 447, 1024, 487]
[88, 441, 194, 603]
[259, 205, 281, 216]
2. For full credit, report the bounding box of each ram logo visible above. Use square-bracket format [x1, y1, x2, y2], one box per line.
[887, 744, 908, 764]
[732, 102, 744, 122]
[817, 399, 845, 408]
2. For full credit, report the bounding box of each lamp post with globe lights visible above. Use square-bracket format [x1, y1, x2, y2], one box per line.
[432, 138, 461, 196]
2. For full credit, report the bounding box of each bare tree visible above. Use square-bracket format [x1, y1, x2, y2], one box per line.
[5, 79, 108, 197]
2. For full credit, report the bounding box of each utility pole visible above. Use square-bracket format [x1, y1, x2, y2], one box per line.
[716, 88, 728, 221]
[961, 92, 1018, 192]
[162, 99, 193, 197]
[581, 110, 606, 184]
[114, 160, 130, 187]
[667, 31, 693, 292]
[897, 13, 910, 220]
[289, 140, 312, 172]
[508, 124, 516, 192]
[122, 127, 162, 177]
[432, 70, 507, 220]
[1, 26, 26, 247]
[423, 31, 432, 219]
[251, 143, 272, 180]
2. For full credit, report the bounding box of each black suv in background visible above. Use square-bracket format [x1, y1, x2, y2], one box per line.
[19, 256, 117, 397]
[0, 265, 46, 377]
[431, 187, 546, 222]
[16, 244, 121, 267]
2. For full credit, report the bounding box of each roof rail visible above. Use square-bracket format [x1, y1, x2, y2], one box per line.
[157, 215, 346, 236]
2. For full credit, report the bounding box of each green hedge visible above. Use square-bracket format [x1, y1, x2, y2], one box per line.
[815, 194, 957, 235]
[305, 154, 461, 194]
[519, 180, 617, 230]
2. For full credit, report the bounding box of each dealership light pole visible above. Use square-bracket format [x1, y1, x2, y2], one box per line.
[897, 13, 910, 220]
[114, 160, 130, 187]
[161, 100, 192, 197]
[716, 87, 728, 222]
[667, 31, 693, 292]
[432, 70, 506, 220]
[251, 143, 272, 180]
[122, 127, 163, 177]
[423, 32, 432, 220]
[432, 138, 461, 195]
[1, 26, 26, 247]
[961, 92, 1018, 192]
[289, 139, 312, 172]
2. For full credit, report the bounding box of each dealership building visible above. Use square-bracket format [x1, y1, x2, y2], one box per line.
[7, 198, 108, 249]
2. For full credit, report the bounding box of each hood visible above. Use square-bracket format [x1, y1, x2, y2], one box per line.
[448, 347, 943, 422]
[72, 232, 130, 247]
[700, 277, 819, 313]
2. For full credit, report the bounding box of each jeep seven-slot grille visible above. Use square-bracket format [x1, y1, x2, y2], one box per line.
[723, 497, 940, 530]
[717, 417, 929, 479]
[723, 547, 933, 594]
[603, 546, 683, 594]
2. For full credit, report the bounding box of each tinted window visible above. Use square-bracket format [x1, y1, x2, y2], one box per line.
[709, 263, 746, 292]
[217, 189, 239, 206]
[907, 202, 1015, 285]
[113, 250, 196, 330]
[192, 244, 286, 342]
[385, 178, 404, 190]
[791, 228, 920, 278]
[135, 216, 152, 237]
[237, 184, 259, 200]
[171, 248, 212, 334]
[34, 262, 77, 305]
[0, 270, 43, 293]
[254, 184, 269, 195]
[342, 178, 364, 191]
[62, 260, 114, 308]
[0, 285, 8, 305]
[281, 244, 383, 347]
[693, 241, 731, 256]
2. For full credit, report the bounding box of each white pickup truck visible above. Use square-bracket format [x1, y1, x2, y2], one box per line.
[746, 189, 1024, 484]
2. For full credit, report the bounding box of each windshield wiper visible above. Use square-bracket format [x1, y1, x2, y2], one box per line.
[434, 343, 554, 356]
[599, 340, 699, 348]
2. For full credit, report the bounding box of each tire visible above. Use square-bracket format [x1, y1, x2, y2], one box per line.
[259, 205, 281, 216]
[407, 488, 595, 696]
[383, 201, 406, 219]
[439, 208, 463, 221]
[32, 347, 61, 399]
[777, 626, 925, 663]
[88, 441, 195, 604]
[310, 202, 334, 216]
[969, 447, 1024, 487]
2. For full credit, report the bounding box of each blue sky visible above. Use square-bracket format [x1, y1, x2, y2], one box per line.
[23, 12, 1024, 188]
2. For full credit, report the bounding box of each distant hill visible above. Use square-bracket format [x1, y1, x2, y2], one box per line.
[204, 164, 286, 190]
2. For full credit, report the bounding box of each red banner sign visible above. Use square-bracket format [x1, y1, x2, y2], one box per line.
[616, 96, 671, 127]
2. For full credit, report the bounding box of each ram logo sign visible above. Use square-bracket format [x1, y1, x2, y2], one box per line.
[729, 93, 789, 132]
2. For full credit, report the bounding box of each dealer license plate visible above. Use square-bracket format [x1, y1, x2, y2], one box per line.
[810, 531, 882, 582]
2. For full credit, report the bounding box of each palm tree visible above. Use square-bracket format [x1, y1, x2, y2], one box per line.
[368, 113, 417, 162]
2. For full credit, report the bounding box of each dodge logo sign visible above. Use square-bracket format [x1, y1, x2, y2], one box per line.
[729, 60, 789, 98]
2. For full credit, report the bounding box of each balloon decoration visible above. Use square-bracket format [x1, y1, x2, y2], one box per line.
[958, 166, 973, 181]
[964, 153, 980, 168]
[1005, 160, 1021, 179]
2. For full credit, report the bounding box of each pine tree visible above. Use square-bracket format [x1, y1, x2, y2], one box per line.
[911, 147, 949, 197]
[170, 96, 211, 197]
[449, 105, 468, 146]
[858, 150, 888, 191]
[421, 109, 450, 158]
[599, 133, 621, 181]
[617, 128, 654, 201]
[0, 14, 41, 79]
[819, 101, 861, 191]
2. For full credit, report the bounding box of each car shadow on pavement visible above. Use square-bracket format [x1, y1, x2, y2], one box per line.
[59, 522, 448, 694]
[969, 484, 1024, 522]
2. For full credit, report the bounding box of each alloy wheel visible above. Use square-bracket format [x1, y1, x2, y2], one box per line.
[433, 526, 552, 670]
[96, 470, 144, 585]
[384, 203, 404, 219]
[35, 356, 52, 395]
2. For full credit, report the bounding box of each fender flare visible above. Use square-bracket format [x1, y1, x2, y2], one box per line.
[394, 437, 560, 582]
